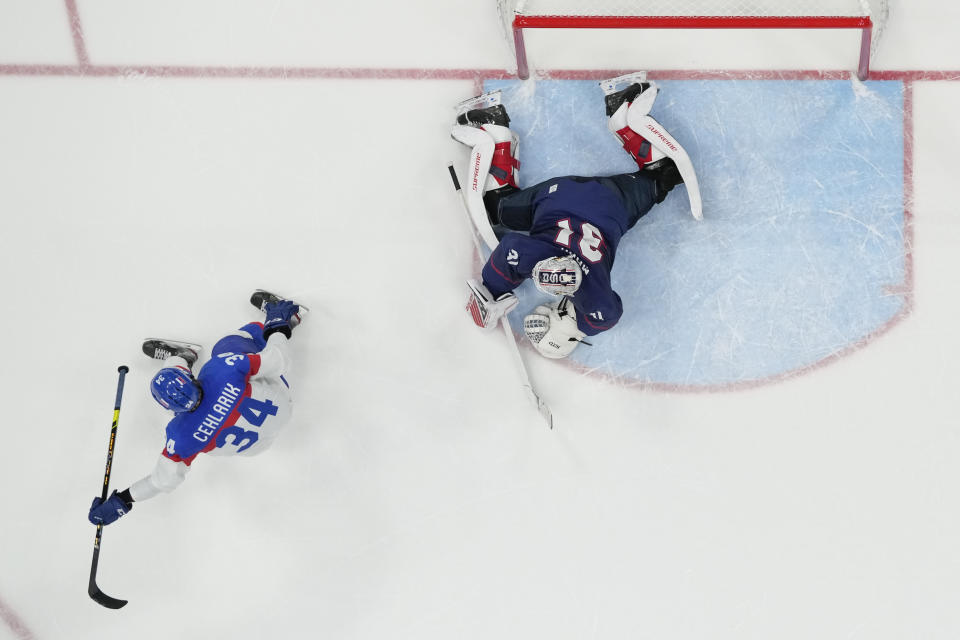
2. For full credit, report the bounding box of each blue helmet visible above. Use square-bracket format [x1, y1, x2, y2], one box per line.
[150, 367, 202, 412]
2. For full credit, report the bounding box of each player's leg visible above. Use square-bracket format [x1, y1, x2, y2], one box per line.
[602, 173, 660, 230]
[451, 92, 521, 237]
[455, 101, 519, 192]
[495, 175, 613, 232]
[603, 76, 702, 220]
[210, 323, 267, 357]
[605, 81, 662, 169]
[141, 339, 201, 371]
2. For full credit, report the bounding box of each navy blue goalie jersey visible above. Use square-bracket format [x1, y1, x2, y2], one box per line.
[482, 175, 655, 336]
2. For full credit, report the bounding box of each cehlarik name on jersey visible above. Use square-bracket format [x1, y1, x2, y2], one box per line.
[192, 382, 243, 443]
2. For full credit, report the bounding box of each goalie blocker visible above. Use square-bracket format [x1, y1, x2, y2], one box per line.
[466, 279, 518, 330]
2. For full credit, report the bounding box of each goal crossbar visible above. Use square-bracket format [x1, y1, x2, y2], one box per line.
[509, 14, 877, 80]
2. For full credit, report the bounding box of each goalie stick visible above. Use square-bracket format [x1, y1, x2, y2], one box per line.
[88, 365, 130, 610]
[447, 162, 554, 429]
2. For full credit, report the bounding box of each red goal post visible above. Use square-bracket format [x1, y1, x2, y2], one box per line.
[497, 1, 889, 80]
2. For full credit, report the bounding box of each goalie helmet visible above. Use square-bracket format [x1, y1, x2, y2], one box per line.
[150, 367, 202, 413]
[532, 255, 582, 297]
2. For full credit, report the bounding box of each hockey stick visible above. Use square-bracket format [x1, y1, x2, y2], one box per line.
[88, 365, 129, 609]
[447, 162, 554, 429]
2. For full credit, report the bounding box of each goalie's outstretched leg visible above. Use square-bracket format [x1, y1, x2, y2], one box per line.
[451, 90, 522, 249]
[602, 76, 703, 220]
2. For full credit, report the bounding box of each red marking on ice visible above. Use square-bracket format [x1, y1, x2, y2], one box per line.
[0, 595, 35, 640]
[524, 79, 918, 393]
[63, 0, 89, 68]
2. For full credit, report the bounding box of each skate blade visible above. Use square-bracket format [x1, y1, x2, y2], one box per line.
[453, 89, 503, 116]
[141, 338, 202, 361]
[598, 71, 648, 95]
[250, 289, 310, 313]
[142, 338, 202, 351]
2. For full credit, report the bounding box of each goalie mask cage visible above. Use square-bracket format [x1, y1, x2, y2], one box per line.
[497, 0, 889, 80]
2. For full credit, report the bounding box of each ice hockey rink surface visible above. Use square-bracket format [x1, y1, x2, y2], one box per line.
[1, 1, 958, 638]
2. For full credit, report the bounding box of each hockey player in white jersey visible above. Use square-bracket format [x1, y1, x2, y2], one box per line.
[87, 290, 306, 526]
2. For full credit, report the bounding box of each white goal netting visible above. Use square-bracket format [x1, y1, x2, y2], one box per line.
[507, 0, 887, 18]
[496, 0, 889, 77]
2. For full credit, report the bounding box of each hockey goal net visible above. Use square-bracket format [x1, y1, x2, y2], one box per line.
[497, 0, 889, 80]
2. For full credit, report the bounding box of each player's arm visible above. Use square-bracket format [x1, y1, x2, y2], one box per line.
[87, 455, 191, 526]
[574, 292, 623, 336]
[128, 455, 192, 502]
[465, 235, 530, 331]
[480, 234, 528, 298]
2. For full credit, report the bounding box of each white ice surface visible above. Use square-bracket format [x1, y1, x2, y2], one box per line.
[0, 1, 959, 639]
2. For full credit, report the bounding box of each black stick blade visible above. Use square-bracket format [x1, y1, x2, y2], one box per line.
[89, 584, 127, 609]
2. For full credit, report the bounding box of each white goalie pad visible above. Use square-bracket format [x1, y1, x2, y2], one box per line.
[627, 108, 704, 221]
[453, 122, 521, 250]
[451, 125, 500, 250]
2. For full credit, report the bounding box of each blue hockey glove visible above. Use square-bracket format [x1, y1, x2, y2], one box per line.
[262, 300, 301, 340]
[88, 490, 133, 526]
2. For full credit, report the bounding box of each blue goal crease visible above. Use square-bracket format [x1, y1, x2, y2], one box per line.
[482, 78, 907, 387]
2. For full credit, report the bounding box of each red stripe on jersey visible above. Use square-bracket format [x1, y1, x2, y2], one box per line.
[247, 353, 261, 376]
[162, 450, 192, 465]
[488, 259, 522, 286]
[581, 313, 614, 331]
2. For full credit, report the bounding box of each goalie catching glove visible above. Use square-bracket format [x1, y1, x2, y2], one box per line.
[466, 279, 518, 330]
[523, 297, 588, 359]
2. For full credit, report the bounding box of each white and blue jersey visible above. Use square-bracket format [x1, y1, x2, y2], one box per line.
[129, 322, 294, 502]
[482, 173, 658, 336]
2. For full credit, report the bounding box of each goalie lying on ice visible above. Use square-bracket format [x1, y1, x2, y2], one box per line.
[453, 75, 701, 359]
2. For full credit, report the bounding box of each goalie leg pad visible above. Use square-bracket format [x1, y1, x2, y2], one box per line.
[604, 82, 703, 221]
[450, 123, 519, 191]
[629, 114, 703, 221]
[607, 84, 665, 170]
[451, 123, 521, 250]
[451, 125, 500, 250]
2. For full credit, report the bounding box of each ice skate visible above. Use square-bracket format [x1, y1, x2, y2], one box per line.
[454, 89, 511, 128]
[141, 338, 202, 367]
[250, 289, 309, 327]
[604, 81, 654, 117]
[598, 71, 648, 97]
[454, 90, 503, 118]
